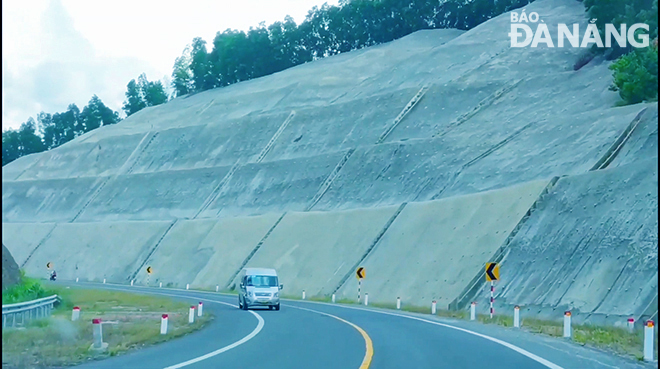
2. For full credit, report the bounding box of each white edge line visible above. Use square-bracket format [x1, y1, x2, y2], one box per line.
[283, 299, 565, 369]
[70, 282, 563, 369]
[78, 284, 265, 369]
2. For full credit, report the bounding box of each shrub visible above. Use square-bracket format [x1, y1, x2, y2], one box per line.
[609, 44, 658, 105]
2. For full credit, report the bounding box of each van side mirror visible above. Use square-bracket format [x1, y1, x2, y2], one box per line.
[279, 284, 283, 290]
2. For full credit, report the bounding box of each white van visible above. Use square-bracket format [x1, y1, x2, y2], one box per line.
[237, 268, 283, 311]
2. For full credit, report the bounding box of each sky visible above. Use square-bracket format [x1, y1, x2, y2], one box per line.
[2, 0, 339, 131]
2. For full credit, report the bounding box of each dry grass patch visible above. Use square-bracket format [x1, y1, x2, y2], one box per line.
[2, 284, 212, 368]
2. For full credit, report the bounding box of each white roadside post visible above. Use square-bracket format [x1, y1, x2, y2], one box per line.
[302, 290, 306, 300]
[514, 306, 520, 328]
[160, 314, 168, 335]
[364, 293, 369, 306]
[563, 311, 572, 339]
[130, 280, 134, 286]
[71, 306, 80, 321]
[397, 297, 401, 310]
[627, 317, 635, 333]
[186, 284, 190, 290]
[198, 302, 203, 317]
[188, 306, 195, 324]
[91, 318, 107, 350]
[216, 285, 219, 292]
[103, 279, 106, 284]
[644, 320, 655, 361]
[470, 302, 476, 321]
[431, 300, 437, 315]
[332, 294, 336, 303]
[76, 277, 79, 283]
[159, 282, 163, 288]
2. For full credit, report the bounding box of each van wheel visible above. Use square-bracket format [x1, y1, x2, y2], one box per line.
[242, 299, 249, 311]
[238, 298, 243, 310]
[275, 304, 280, 311]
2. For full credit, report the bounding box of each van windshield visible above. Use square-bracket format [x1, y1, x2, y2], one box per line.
[246, 275, 278, 287]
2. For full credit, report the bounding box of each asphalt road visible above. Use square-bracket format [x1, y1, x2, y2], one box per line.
[65, 282, 652, 369]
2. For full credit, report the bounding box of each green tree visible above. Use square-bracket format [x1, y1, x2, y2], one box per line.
[609, 45, 658, 104]
[80, 95, 120, 132]
[172, 45, 193, 97]
[138, 74, 168, 106]
[2, 118, 46, 166]
[123, 79, 147, 117]
[190, 37, 214, 91]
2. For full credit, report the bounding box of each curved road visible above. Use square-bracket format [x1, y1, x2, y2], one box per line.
[68, 282, 649, 369]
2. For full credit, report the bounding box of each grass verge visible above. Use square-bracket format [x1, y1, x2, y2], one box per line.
[2, 283, 213, 368]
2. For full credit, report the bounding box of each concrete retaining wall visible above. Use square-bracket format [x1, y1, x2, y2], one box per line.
[233, 206, 401, 297]
[131, 214, 282, 289]
[496, 158, 658, 325]
[21, 221, 173, 282]
[1, 223, 57, 266]
[335, 179, 551, 308]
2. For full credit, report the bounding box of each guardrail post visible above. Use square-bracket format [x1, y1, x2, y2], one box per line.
[189, 306, 195, 323]
[198, 302, 203, 317]
[302, 290, 306, 300]
[470, 302, 476, 320]
[397, 297, 401, 310]
[332, 294, 336, 303]
[563, 311, 572, 339]
[161, 314, 168, 334]
[72, 307, 80, 321]
[644, 320, 654, 361]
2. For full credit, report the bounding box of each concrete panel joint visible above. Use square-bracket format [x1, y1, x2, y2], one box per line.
[194, 160, 243, 219]
[332, 202, 407, 294]
[128, 220, 178, 282]
[255, 111, 296, 163]
[434, 79, 523, 138]
[20, 224, 58, 268]
[589, 107, 648, 171]
[377, 85, 430, 144]
[120, 131, 160, 175]
[448, 176, 560, 311]
[224, 212, 288, 289]
[305, 148, 356, 211]
[69, 177, 113, 222]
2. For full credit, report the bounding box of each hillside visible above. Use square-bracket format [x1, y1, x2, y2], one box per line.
[2, 0, 657, 325]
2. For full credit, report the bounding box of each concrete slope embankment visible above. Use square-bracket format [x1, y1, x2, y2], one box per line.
[21, 221, 173, 282]
[130, 214, 283, 289]
[495, 158, 658, 325]
[334, 179, 551, 308]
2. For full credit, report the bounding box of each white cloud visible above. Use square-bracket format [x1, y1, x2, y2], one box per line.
[2, 0, 338, 131]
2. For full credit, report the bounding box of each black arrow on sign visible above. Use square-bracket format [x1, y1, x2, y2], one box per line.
[486, 263, 498, 281]
[356, 267, 365, 279]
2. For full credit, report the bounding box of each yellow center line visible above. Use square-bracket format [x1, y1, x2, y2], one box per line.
[286, 305, 373, 368]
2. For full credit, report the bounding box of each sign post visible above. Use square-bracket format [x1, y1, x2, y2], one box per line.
[146, 266, 152, 286]
[485, 263, 499, 318]
[356, 267, 365, 303]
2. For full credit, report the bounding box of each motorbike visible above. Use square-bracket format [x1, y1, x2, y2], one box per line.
[50, 272, 57, 281]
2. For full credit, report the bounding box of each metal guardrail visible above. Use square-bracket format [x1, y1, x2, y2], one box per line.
[2, 294, 59, 328]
